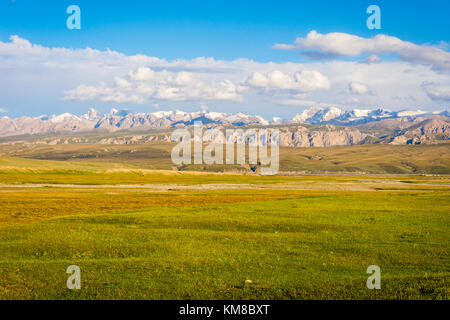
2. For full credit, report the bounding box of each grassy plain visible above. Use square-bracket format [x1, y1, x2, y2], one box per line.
[1, 143, 449, 174]
[0, 143, 448, 299]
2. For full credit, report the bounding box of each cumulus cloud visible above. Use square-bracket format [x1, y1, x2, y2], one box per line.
[0, 35, 449, 117]
[64, 67, 245, 103]
[422, 82, 450, 101]
[0, 35, 136, 68]
[274, 30, 450, 72]
[0, 107, 6, 113]
[246, 70, 330, 93]
[348, 82, 369, 94]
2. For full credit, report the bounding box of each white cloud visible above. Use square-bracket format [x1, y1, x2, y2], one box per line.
[246, 70, 330, 92]
[422, 82, 450, 101]
[348, 82, 369, 94]
[0, 34, 449, 118]
[64, 67, 244, 103]
[0, 107, 6, 113]
[274, 30, 450, 72]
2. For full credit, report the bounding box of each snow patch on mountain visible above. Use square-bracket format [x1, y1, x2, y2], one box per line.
[291, 107, 447, 125]
[50, 113, 81, 123]
[397, 110, 427, 117]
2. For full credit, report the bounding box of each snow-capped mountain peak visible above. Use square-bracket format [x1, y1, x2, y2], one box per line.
[293, 106, 345, 124]
[205, 112, 227, 120]
[397, 110, 427, 117]
[0, 107, 447, 138]
[351, 109, 371, 118]
[50, 113, 81, 123]
[291, 107, 447, 125]
[81, 108, 103, 121]
[151, 110, 173, 118]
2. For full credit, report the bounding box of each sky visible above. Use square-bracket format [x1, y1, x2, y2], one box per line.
[0, 0, 449, 119]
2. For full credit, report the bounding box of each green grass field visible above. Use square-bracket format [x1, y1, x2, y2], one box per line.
[0, 152, 448, 299]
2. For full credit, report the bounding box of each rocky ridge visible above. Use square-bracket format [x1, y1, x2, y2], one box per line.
[0, 107, 448, 147]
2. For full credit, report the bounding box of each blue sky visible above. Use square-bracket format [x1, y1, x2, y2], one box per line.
[0, 0, 449, 118]
[1, 0, 449, 61]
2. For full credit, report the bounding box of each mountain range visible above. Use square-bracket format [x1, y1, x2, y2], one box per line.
[0, 107, 448, 147]
[0, 108, 269, 138]
[291, 107, 449, 125]
[1, 107, 449, 136]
